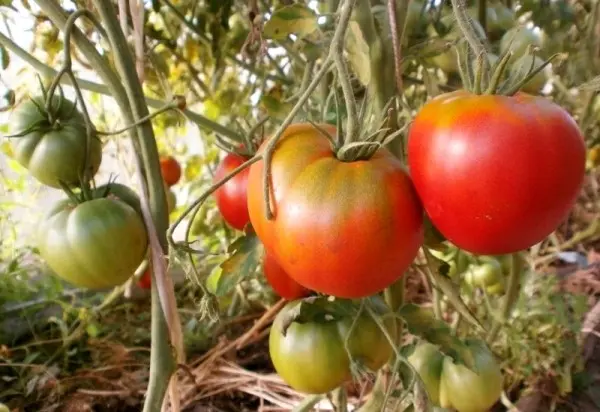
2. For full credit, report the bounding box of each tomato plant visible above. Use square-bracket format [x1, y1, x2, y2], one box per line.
[8, 95, 102, 188]
[408, 90, 586, 254]
[38, 197, 148, 289]
[513, 55, 549, 94]
[269, 300, 396, 394]
[247, 123, 424, 298]
[263, 253, 311, 300]
[94, 182, 142, 216]
[214, 152, 251, 230]
[160, 155, 182, 186]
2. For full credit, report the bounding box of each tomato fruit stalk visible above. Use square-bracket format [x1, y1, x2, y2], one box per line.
[408, 91, 586, 255]
[214, 152, 251, 230]
[269, 299, 396, 394]
[248, 123, 424, 298]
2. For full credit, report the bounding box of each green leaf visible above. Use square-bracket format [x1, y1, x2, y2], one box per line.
[278, 296, 357, 336]
[345, 21, 371, 86]
[213, 227, 263, 296]
[398, 304, 476, 371]
[259, 94, 294, 120]
[263, 3, 319, 40]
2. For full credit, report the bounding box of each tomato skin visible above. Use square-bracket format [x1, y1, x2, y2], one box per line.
[214, 153, 251, 230]
[94, 182, 142, 216]
[439, 339, 503, 412]
[408, 91, 586, 255]
[160, 156, 182, 186]
[263, 253, 311, 300]
[247, 123, 424, 298]
[9, 95, 102, 188]
[38, 198, 148, 289]
[137, 268, 152, 289]
[408, 342, 445, 405]
[269, 300, 396, 394]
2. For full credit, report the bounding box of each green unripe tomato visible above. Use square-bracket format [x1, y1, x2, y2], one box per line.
[439, 339, 503, 412]
[500, 27, 543, 61]
[408, 342, 445, 405]
[492, 3, 516, 32]
[464, 259, 505, 295]
[512, 54, 549, 94]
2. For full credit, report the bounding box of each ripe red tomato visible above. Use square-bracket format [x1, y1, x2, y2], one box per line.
[160, 156, 182, 186]
[138, 268, 152, 289]
[263, 253, 311, 300]
[408, 91, 586, 255]
[214, 152, 251, 230]
[247, 123, 424, 298]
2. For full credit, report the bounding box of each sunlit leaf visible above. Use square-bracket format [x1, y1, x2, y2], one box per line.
[203, 99, 221, 120]
[345, 21, 371, 86]
[212, 228, 263, 296]
[263, 3, 319, 40]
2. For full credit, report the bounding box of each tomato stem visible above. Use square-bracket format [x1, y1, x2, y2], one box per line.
[484, 48, 512, 94]
[486, 253, 524, 342]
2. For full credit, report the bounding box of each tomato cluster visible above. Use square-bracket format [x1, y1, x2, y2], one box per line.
[5, 96, 149, 290]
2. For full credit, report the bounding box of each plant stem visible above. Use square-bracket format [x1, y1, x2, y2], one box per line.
[487, 253, 523, 342]
[478, 0, 487, 34]
[450, 0, 488, 56]
[0, 30, 242, 141]
[91, 2, 179, 411]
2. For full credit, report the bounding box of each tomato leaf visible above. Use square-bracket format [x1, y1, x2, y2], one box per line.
[213, 227, 263, 296]
[263, 3, 319, 41]
[398, 304, 476, 370]
[278, 296, 356, 336]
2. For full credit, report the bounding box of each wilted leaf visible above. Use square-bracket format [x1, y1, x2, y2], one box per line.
[263, 3, 319, 40]
[398, 303, 476, 370]
[213, 228, 263, 296]
[345, 21, 371, 86]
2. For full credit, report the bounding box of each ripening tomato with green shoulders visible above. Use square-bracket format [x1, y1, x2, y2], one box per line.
[408, 90, 586, 255]
[263, 253, 311, 300]
[269, 299, 396, 394]
[214, 152, 251, 230]
[247, 123, 424, 298]
[9, 95, 102, 188]
[38, 197, 148, 289]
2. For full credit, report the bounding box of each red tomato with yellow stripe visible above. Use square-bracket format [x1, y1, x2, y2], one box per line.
[247, 123, 424, 298]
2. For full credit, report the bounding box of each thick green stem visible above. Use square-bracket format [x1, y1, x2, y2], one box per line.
[0, 30, 242, 141]
[450, 0, 489, 58]
[90, 2, 175, 411]
[487, 253, 523, 342]
[478, 0, 487, 34]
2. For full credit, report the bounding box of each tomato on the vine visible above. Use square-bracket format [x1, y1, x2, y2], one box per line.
[214, 152, 250, 230]
[269, 300, 396, 394]
[94, 182, 142, 216]
[38, 198, 148, 289]
[9, 95, 102, 188]
[247, 123, 423, 298]
[409, 339, 503, 412]
[500, 27, 544, 61]
[263, 253, 311, 300]
[464, 259, 505, 295]
[439, 339, 503, 412]
[408, 90, 586, 254]
[160, 155, 182, 186]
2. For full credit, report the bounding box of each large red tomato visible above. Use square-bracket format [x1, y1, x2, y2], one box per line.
[214, 152, 251, 230]
[408, 91, 586, 255]
[247, 123, 424, 298]
[263, 253, 311, 300]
